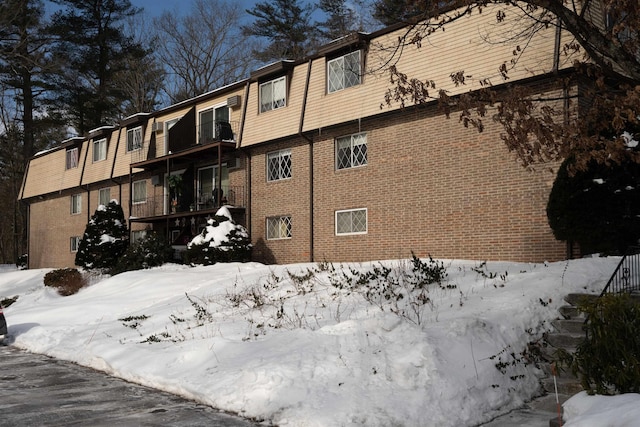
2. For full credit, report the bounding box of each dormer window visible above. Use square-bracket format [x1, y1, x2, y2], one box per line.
[260, 76, 286, 112]
[93, 138, 107, 162]
[127, 126, 143, 152]
[327, 50, 361, 93]
[65, 147, 79, 170]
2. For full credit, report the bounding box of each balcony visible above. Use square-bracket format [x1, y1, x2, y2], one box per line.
[130, 185, 246, 221]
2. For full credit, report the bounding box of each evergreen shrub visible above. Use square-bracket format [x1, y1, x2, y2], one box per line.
[184, 213, 251, 266]
[110, 232, 174, 275]
[563, 293, 640, 394]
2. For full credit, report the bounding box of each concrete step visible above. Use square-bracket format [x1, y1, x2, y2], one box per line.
[542, 376, 584, 395]
[539, 362, 578, 379]
[564, 293, 599, 306]
[550, 414, 565, 427]
[551, 318, 585, 334]
[528, 392, 571, 413]
[546, 333, 584, 349]
[558, 305, 583, 319]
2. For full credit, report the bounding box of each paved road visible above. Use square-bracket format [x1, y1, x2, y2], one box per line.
[0, 346, 260, 427]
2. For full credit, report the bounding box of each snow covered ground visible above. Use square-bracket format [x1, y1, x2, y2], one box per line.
[0, 257, 638, 426]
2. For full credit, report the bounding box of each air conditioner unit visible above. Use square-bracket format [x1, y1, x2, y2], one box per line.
[227, 95, 241, 108]
[151, 121, 164, 133]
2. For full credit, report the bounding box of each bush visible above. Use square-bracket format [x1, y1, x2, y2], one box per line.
[184, 213, 252, 266]
[75, 200, 129, 271]
[562, 293, 640, 394]
[547, 154, 640, 255]
[110, 232, 174, 275]
[16, 254, 27, 270]
[44, 268, 87, 296]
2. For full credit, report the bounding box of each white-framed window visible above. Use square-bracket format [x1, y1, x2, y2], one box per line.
[132, 230, 147, 241]
[336, 133, 367, 170]
[98, 187, 111, 206]
[70, 193, 82, 215]
[66, 147, 79, 170]
[199, 105, 230, 143]
[93, 138, 107, 162]
[267, 149, 292, 182]
[328, 50, 361, 93]
[335, 208, 367, 235]
[70, 236, 82, 252]
[132, 180, 147, 204]
[260, 76, 286, 113]
[266, 216, 292, 240]
[127, 126, 143, 152]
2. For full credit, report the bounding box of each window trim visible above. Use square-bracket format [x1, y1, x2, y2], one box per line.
[266, 216, 292, 240]
[132, 180, 147, 205]
[93, 138, 107, 162]
[335, 132, 367, 170]
[66, 147, 79, 170]
[259, 76, 287, 113]
[126, 126, 143, 152]
[198, 102, 229, 143]
[335, 208, 368, 236]
[327, 50, 362, 94]
[266, 149, 292, 182]
[70, 193, 82, 215]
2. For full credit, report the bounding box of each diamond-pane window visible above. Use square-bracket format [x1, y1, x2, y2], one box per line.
[328, 51, 361, 93]
[336, 208, 367, 235]
[260, 76, 286, 112]
[266, 216, 292, 240]
[267, 149, 292, 181]
[336, 133, 367, 170]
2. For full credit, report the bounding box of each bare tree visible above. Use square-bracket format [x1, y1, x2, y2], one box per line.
[379, 0, 640, 171]
[154, 0, 258, 102]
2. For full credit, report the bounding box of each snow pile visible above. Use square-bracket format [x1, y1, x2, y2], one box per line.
[0, 257, 634, 426]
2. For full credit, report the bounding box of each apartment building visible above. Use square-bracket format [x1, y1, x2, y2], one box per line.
[20, 3, 595, 269]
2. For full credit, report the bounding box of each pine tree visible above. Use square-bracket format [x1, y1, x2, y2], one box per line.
[317, 0, 359, 42]
[47, 0, 149, 133]
[243, 0, 318, 63]
[372, 0, 427, 26]
[75, 201, 129, 271]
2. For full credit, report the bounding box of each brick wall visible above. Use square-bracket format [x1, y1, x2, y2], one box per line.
[249, 102, 566, 264]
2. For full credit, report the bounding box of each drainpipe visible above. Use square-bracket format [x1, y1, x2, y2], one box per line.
[298, 59, 314, 262]
[79, 138, 91, 223]
[237, 81, 251, 235]
[552, 17, 561, 73]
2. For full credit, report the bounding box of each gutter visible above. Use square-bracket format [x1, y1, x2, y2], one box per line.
[298, 59, 314, 262]
[237, 81, 252, 236]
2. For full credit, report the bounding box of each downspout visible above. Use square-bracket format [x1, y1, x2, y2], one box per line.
[298, 59, 314, 262]
[79, 139, 91, 223]
[552, 17, 562, 73]
[110, 127, 124, 210]
[19, 160, 30, 267]
[237, 81, 251, 236]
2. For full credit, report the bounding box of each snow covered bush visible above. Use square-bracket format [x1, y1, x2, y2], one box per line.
[547, 153, 640, 255]
[75, 200, 129, 271]
[184, 207, 251, 266]
[44, 268, 87, 296]
[110, 232, 173, 275]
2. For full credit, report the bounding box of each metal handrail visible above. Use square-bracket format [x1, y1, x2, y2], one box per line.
[600, 249, 640, 296]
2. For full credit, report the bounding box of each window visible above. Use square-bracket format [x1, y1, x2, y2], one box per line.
[328, 50, 361, 93]
[132, 180, 147, 204]
[70, 193, 82, 214]
[266, 216, 292, 240]
[127, 126, 143, 152]
[93, 138, 107, 162]
[98, 188, 111, 206]
[132, 230, 147, 241]
[199, 105, 230, 143]
[335, 208, 367, 235]
[267, 149, 292, 182]
[260, 76, 286, 112]
[66, 147, 79, 170]
[70, 236, 81, 252]
[336, 133, 367, 170]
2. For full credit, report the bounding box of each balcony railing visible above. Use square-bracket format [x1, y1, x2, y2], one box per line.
[130, 185, 245, 219]
[600, 249, 640, 296]
[131, 120, 239, 164]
